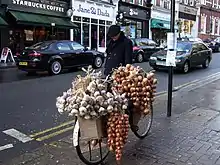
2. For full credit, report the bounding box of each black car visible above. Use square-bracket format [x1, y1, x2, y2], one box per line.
[203, 38, 220, 52]
[149, 41, 212, 73]
[16, 40, 105, 75]
[131, 38, 162, 63]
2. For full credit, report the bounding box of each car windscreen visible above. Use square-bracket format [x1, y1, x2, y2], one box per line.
[27, 42, 51, 50]
[177, 42, 192, 52]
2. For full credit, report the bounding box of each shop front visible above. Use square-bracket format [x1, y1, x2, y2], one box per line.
[178, 4, 198, 38]
[118, 1, 151, 38]
[150, 9, 171, 45]
[71, 0, 117, 52]
[0, 0, 76, 55]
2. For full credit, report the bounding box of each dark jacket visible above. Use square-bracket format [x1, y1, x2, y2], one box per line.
[104, 32, 133, 76]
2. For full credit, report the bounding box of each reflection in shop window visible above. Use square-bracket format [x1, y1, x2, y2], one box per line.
[99, 26, 105, 47]
[73, 23, 81, 44]
[107, 21, 112, 25]
[24, 30, 33, 41]
[83, 17, 90, 23]
[83, 23, 89, 47]
[99, 20, 105, 25]
[73, 16, 81, 22]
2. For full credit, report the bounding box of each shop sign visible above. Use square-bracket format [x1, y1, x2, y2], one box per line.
[179, 4, 197, 15]
[11, 0, 65, 13]
[151, 10, 170, 22]
[119, 5, 150, 20]
[73, 1, 115, 21]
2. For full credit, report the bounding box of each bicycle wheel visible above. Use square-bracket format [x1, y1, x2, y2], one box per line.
[73, 119, 109, 165]
[130, 101, 153, 139]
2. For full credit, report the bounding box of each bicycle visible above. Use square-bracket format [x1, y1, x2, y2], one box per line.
[72, 98, 153, 165]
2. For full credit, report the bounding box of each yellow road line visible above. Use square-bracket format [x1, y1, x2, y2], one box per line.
[35, 126, 74, 142]
[30, 120, 74, 138]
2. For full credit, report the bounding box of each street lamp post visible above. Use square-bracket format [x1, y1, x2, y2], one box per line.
[167, 0, 175, 117]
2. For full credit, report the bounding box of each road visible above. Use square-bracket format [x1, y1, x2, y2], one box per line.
[0, 53, 220, 162]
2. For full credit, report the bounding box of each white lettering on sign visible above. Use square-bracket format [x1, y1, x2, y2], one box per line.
[179, 4, 197, 15]
[12, 0, 65, 13]
[129, 9, 138, 16]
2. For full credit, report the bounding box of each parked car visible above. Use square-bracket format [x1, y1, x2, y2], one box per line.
[16, 40, 105, 75]
[131, 38, 162, 63]
[149, 41, 212, 73]
[203, 38, 220, 52]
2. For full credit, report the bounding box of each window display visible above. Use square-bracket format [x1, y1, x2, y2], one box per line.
[83, 23, 89, 47]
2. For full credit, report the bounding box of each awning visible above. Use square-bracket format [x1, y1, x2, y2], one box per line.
[9, 11, 77, 28]
[0, 16, 8, 26]
[151, 19, 178, 30]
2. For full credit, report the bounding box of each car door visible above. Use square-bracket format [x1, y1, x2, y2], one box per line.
[190, 43, 200, 66]
[136, 38, 152, 59]
[199, 43, 211, 64]
[70, 42, 93, 66]
[56, 42, 73, 67]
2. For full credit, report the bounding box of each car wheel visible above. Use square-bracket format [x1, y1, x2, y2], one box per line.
[93, 56, 103, 68]
[49, 60, 62, 75]
[182, 61, 190, 73]
[202, 58, 210, 69]
[136, 53, 144, 63]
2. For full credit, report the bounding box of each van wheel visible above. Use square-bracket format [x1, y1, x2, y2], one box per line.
[49, 60, 62, 75]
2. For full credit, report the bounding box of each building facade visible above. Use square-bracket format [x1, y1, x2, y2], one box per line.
[178, 0, 199, 38]
[198, 0, 220, 40]
[0, 0, 75, 55]
[117, 0, 151, 38]
[71, 0, 118, 52]
[150, 0, 199, 44]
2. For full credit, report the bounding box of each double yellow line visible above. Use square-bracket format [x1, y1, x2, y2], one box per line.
[30, 120, 75, 142]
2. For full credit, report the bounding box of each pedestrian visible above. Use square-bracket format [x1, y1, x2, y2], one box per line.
[104, 25, 133, 76]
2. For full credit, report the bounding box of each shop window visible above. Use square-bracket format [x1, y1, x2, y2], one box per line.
[107, 21, 112, 25]
[73, 22, 81, 44]
[83, 23, 89, 47]
[56, 43, 71, 51]
[200, 15, 206, 33]
[99, 20, 105, 25]
[215, 18, 218, 34]
[91, 19, 98, 24]
[99, 26, 105, 47]
[73, 16, 81, 22]
[24, 30, 34, 41]
[164, 1, 170, 9]
[83, 17, 90, 23]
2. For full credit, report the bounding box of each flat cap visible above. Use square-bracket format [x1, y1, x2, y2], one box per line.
[107, 25, 121, 37]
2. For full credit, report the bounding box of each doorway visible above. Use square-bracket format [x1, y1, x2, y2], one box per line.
[91, 24, 97, 50]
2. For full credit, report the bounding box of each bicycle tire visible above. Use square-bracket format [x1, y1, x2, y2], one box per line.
[130, 101, 153, 139]
[75, 128, 109, 165]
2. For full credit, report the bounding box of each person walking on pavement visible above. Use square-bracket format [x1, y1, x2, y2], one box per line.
[104, 25, 133, 76]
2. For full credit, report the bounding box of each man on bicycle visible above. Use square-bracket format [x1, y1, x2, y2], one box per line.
[104, 25, 133, 76]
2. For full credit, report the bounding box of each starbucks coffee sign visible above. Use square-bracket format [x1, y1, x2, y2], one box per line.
[12, 0, 65, 12]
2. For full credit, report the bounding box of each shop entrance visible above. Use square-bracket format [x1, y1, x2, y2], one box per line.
[91, 24, 97, 50]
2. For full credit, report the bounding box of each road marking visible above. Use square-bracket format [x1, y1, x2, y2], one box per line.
[35, 126, 74, 142]
[0, 144, 14, 151]
[3, 128, 33, 143]
[30, 120, 74, 138]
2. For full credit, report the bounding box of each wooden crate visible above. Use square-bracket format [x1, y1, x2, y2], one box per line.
[78, 117, 105, 140]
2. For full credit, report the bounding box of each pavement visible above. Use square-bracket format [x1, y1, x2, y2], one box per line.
[3, 75, 220, 165]
[1, 52, 220, 163]
[0, 62, 16, 69]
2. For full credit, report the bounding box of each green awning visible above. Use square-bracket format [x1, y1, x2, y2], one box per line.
[0, 16, 8, 26]
[9, 11, 77, 28]
[151, 19, 178, 30]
